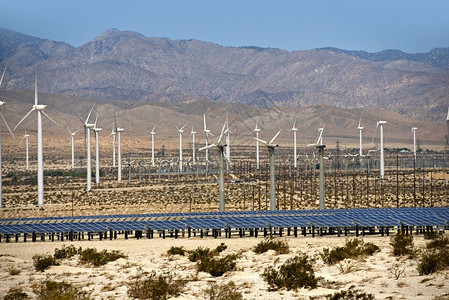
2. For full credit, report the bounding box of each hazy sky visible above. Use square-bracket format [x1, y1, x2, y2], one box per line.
[1, 0, 449, 53]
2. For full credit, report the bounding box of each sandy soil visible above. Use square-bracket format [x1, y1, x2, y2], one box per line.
[1, 235, 448, 299]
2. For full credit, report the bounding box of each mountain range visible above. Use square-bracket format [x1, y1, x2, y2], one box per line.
[0, 27, 448, 122]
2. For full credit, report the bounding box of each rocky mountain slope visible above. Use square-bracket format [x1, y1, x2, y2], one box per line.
[0, 28, 448, 122]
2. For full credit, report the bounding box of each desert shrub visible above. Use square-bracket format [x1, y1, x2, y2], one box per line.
[426, 235, 449, 250]
[390, 233, 414, 257]
[54, 244, 81, 259]
[214, 242, 228, 254]
[417, 237, 449, 275]
[197, 254, 238, 277]
[33, 280, 91, 300]
[8, 267, 21, 275]
[4, 287, 29, 300]
[203, 281, 243, 300]
[321, 239, 380, 265]
[253, 238, 290, 255]
[262, 254, 318, 290]
[167, 246, 186, 256]
[79, 248, 127, 267]
[188, 247, 211, 262]
[127, 270, 186, 299]
[423, 231, 440, 240]
[326, 285, 374, 300]
[32, 254, 59, 272]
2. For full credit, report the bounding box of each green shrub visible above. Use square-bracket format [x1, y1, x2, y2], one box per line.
[197, 254, 238, 277]
[188, 247, 212, 262]
[127, 270, 186, 299]
[390, 234, 414, 257]
[54, 245, 81, 259]
[32, 254, 59, 272]
[326, 285, 374, 300]
[203, 281, 243, 300]
[417, 237, 449, 275]
[214, 242, 228, 254]
[4, 287, 29, 300]
[167, 246, 186, 256]
[253, 238, 290, 255]
[79, 248, 127, 267]
[33, 280, 91, 300]
[426, 236, 449, 250]
[321, 239, 380, 265]
[423, 231, 440, 240]
[262, 254, 318, 291]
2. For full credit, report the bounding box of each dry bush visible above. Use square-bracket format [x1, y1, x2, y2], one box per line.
[33, 280, 91, 300]
[203, 281, 243, 300]
[127, 269, 186, 299]
[253, 238, 290, 255]
[321, 238, 379, 265]
[4, 287, 29, 300]
[390, 233, 415, 257]
[79, 248, 127, 267]
[32, 254, 59, 272]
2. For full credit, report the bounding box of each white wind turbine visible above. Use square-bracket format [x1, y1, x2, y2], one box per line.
[93, 113, 102, 184]
[225, 119, 231, 172]
[0, 63, 16, 208]
[411, 127, 417, 162]
[175, 123, 187, 172]
[254, 129, 282, 211]
[253, 122, 261, 170]
[79, 105, 95, 191]
[149, 126, 156, 167]
[24, 129, 30, 171]
[290, 119, 298, 168]
[190, 126, 196, 164]
[66, 128, 79, 169]
[373, 120, 387, 179]
[13, 66, 59, 205]
[115, 117, 124, 181]
[358, 118, 364, 159]
[108, 126, 116, 167]
[200, 121, 231, 212]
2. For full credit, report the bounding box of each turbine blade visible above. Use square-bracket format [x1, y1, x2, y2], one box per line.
[254, 137, 268, 145]
[269, 129, 282, 144]
[86, 104, 95, 125]
[217, 121, 227, 145]
[199, 144, 216, 151]
[42, 111, 59, 127]
[317, 129, 323, 145]
[358, 117, 361, 128]
[180, 123, 187, 131]
[0, 112, 15, 138]
[13, 108, 35, 131]
[174, 124, 180, 131]
[94, 112, 98, 128]
[371, 123, 379, 144]
[223, 152, 232, 166]
[0, 62, 8, 88]
[35, 66, 38, 106]
[203, 114, 207, 130]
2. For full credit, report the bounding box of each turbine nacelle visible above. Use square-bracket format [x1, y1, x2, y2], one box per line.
[116, 127, 124, 132]
[33, 104, 47, 111]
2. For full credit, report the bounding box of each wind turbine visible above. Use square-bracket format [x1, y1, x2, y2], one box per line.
[190, 126, 196, 164]
[290, 119, 298, 168]
[13, 66, 58, 205]
[200, 121, 231, 212]
[203, 114, 214, 173]
[357, 118, 364, 160]
[149, 126, 156, 167]
[66, 128, 79, 169]
[115, 117, 124, 181]
[79, 105, 95, 191]
[23, 130, 30, 170]
[175, 123, 187, 172]
[307, 129, 326, 210]
[373, 121, 387, 179]
[0, 63, 16, 208]
[411, 127, 417, 162]
[225, 118, 231, 172]
[253, 122, 261, 170]
[93, 113, 102, 184]
[108, 126, 116, 167]
[254, 129, 282, 211]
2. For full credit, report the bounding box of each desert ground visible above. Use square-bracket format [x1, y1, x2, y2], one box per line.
[1, 234, 448, 299]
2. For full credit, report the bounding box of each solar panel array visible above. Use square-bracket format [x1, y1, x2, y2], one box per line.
[0, 207, 448, 236]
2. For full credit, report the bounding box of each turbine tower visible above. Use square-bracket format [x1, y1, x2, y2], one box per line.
[80, 105, 95, 191]
[411, 127, 417, 162]
[24, 130, 30, 170]
[308, 128, 326, 209]
[200, 122, 231, 212]
[376, 121, 387, 179]
[358, 118, 364, 159]
[115, 117, 124, 181]
[175, 123, 187, 172]
[93, 114, 102, 184]
[190, 126, 196, 164]
[13, 66, 58, 205]
[67, 128, 79, 169]
[149, 126, 156, 167]
[253, 122, 261, 170]
[108, 126, 116, 167]
[0, 63, 16, 208]
[290, 119, 298, 168]
[254, 129, 282, 211]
